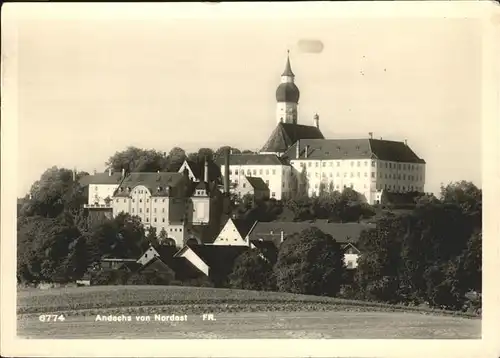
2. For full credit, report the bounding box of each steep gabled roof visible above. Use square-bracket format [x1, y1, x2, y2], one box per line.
[260, 123, 325, 154]
[283, 138, 425, 163]
[231, 218, 257, 239]
[114, 172, 185, 197]
[215, 153, 287, 166]
[245, 177, 270, 191]
[183, 245, 248, 271]
[248, 221, 376, 244]
[181, 160, 221, 182]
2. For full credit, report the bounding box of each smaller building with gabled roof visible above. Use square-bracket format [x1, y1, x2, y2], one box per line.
[215, 153, 293, 200]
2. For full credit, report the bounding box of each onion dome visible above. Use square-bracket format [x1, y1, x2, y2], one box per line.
[276, 82, 300, 103]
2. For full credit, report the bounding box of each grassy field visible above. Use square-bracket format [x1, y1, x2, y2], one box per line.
[17, 285, 481, 339]
[18, 285, 479, 317]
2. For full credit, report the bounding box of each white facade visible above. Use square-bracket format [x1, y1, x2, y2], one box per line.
[112, 185, 188, 247]
[219, 163, 292, 200]
[276, 102, 298, 124]
[212, 219, 254, 246]
[86, 183, 119, 208]
[290, 158, 426, 204]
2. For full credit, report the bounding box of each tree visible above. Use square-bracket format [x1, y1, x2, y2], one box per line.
[229, 249, 276, 291]
[214, 146, 241, 159]
[105, 146, 168, 173]
[158, 227, 169, 245]
[145, 227, 158, 246]
[355, 216, 407, 303]
[274, 227, 346, 297]
[165, 147, 187, 171]
[20, 167, 87, 219]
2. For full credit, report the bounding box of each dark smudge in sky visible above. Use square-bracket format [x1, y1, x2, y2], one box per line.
[297, 39, 324, 54]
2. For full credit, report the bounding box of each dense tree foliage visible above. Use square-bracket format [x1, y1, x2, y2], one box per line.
[274, 227, 346, 297]
[229, 250, 276, 291]
[354, 181, 482, 311]
[284, 188, 376, 223]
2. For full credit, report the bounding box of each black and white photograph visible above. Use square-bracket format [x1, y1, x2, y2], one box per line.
[1, 1, 499, 357]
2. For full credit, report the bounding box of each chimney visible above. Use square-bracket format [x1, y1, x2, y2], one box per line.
[224, 147, 230, 194]
[121, 168, 125, 178]
[404, 139, 408, 146]
[204, 158, 209, 183]
[108, 168, 112, 176]
[93, 169, 97, 175]
[296, 140, 300, 159]
[280, 230, 284, 244]
[313, 113, 319, 129]
[72, 169, 76, 182]
[369, 132, 373, 139]
[305, 145, 309, 159]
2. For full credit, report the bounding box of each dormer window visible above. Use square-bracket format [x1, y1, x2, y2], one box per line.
[157, 186, 162, 192]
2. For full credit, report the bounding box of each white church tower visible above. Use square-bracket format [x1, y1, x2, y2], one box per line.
[275, 50, 300, 124]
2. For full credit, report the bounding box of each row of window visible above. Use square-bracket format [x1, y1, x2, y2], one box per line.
[305, 171, 423, 181]
[130, 207, 166, 214]
[229, 168, 277, 176]
[297, 160, 422, 171]
[115, 198, 167, 203]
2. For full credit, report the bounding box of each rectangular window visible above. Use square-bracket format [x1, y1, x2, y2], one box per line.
[266, 180, 269, 185]
[242, 183, 246, 188]
[266, 169, 269, 175]
[350, 172, 354, 177]
[132, 208, 135, 213]
[271, 192, 275, 197]
[154, 218, 157, 222]
[330, 162, 333, 167]
[337, 162, 340, 167]
[364, 161, 368, 166]
[235, 169, 238, 175]
[336, 172, 340, 177]
[322, 162, 326, 167]
[315, 162, 319, 167]
[357, 161, 360, 167]
[146, 208, 149, 213]
[272, 169, 276, 175]
[139, 208, 142, 213]
[365, 172, 368, 177]
[259, 169, 263, 175]
[162, 208, 165, 213]
[308, 163, 312, 167]
[357, 172, 360, 177]
[371, 172, 375, 178]
[252, 169, 256, 175]
[229, 169, 232, 175]
[372, 161, 376, 167]
[162, 218, 165, 222]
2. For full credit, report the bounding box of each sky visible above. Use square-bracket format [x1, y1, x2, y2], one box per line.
[6, 3, 483, 197]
